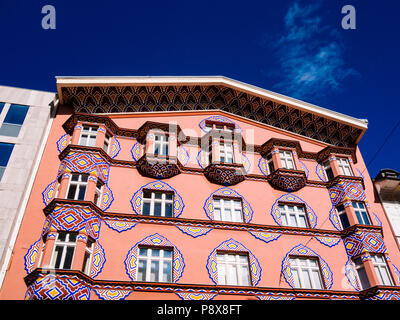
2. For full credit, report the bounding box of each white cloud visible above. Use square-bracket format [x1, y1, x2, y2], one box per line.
[271, 1, 359, 101]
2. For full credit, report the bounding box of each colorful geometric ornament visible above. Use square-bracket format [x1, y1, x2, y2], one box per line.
[104, 219, 137, 233]
[109, 137, 121, 158]
[100, 183, 114, 211]
[124, 233, 185, 282]
[130, 180, 184, 217]
[281, 244, 333, 289]
[42, 180, 58, 206]
[314, 236, 341, 247]
[249, 231, 282, 244]
[175, 292, 217, 300]
[199, 115, 242, 133]
[203, 187, 253, 223]
[343, 230, 386, 258]
[178, 146, 190, 166]
[206, 238, 261, 286]
[90, 242, 106, 278]
[176, 225, 212, 238]
[56, 134, 70, 153]
[24, 238, 41, 274]
[94, 288, 132, 300]
[130, 142, 142, 161]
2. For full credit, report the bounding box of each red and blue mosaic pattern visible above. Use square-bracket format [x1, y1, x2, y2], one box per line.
[57, 151, 110, 183]
[130, 142, 142, 161]
[203, 187, 253, 223]
[93, 288, 132, 300]
[175, 226, 212, 238]
[124, 233, 185, 282]
[42, 180, 58, 206]
[178, 146, 190, 166]
[56, 134, 70, 153]
[175, 292, 217, 300]
[329, 180, 365, 206]
[281, 244, 333, 289]
[42, 205, 101, 240]
[257, 295, 295, 300]
[24, 239, 41, 274]
[104, 219, 137, 233]
[24, 274, 90, 300]
[130, 180, 185, 217]
[109, 137, 120, 159]
[206, 238, 262, 286]
[366, 290, 400, 300]
[199, 115, 242, 133]
[314, 236, 341, 247]
[249, 231, 282, 244]
[270, 194, 317, 228]
[90, 242, 106, 278]
[101, 183, 114, 211]
[343, 230, 386, 257]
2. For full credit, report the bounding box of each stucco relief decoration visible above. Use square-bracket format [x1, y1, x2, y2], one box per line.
[124, 233, 185, 282]
[281, 244, 333, 289]
[57, 151, 110, 183]
[203, 187, 253, 223]
[130, 180, 184, 217]
[206, 238, 261, 286]
[270, 194, 317, 228]
[24, 274, 91, 300]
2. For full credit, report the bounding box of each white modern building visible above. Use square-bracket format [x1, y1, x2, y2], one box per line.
[0, 85, 57, 288]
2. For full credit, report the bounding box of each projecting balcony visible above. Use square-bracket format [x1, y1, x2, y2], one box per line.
[203, 162, 246, 186]
[135, 154, 181, 179]
[267, 168, 307, 192]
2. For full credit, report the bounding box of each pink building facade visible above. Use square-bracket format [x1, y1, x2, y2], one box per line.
[1, 76, 400, 300]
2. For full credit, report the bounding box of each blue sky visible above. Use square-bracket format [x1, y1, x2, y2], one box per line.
[0, 0, 399, 178]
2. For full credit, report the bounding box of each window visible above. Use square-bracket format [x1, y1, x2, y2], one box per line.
[337, 157, 353, 176]
[66, 174, 88, 201]
[336, 204, 350, 229]
[79, 126, 98, 147]
[265, 153, 275, 174]
[323, 160, 334, 180]
[94, 180, 103, 206]
[289, 257, 324, 289]
[50, 232, 77, 270]
[82, 239, 94, 275]
[353, 257, 370, 289]
[137, 247, 173, 282]
[216, 252, 251, 286]
[154, 134, 169, 156]
[142, 190, 173, 217]
[278, 204, 308, 228]
[371, 254, 394, 286]
[352, 202, 371, 225]
[0, 104, 29, 137]
[279, 150, 296, 170]
[0, 142, 14, 181]
[219, 141, 234, 164]
[213, 198, 243, 222]
[103, 134, 110, 153]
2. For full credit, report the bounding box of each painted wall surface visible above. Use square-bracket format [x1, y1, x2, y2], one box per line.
[1, 106, 400, 300]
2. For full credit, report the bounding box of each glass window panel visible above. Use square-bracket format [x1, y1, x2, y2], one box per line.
[63, 246, 75, 269]
[240, 265, 250, 285]
[154, 193, 162, 199]
[68, 233, 77, 243]
[81, 175, 88, 182]
[312, 270, 323, 289]
[67, 185, 77, 200]
[139, 248, 148, 256]
[3, 104, 29, 125]
[53, 246, 64, 269]
[143, 190, 152, 199]
[154, 203, 162, 216]
[281, 213, 288, 226]
[57, 232, 67, 242]
[0, 123, 22, 137]
[224, 208, 232, 221]
[301, 270, 312, 288]
[143, 202, 151, 215]
[71, 174, 79, 181]
[80, 135, 88, 146]
[0, 142, 14, 167]
[214, 208, 221, 220]
[77, 185, 86, 200]
[137, 259, 147, 281]
[163, 250, 172, 258]
[228, 264, 238, 285]
[298, 215, 307, 227]
[292, 269, 300, 288]
[357, 267, 370, 289]
[163, 261, 172, 282]
[165, 203, 173, 217]
[150, 261, 159, 282]
[380, 267, 393, 285]
[165, 193, 173, 200]
[151, 249, 160, 257]
[0, 102, 4, 113]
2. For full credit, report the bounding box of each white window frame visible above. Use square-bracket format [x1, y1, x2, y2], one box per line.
[79, 125, 98, 147]
[352, 202, 371, 225]
[213, 197, 243, 222]
[337, 157, 353, 176]
[323, 160, 334, 180]
[103, 133, 111, 154]
[142, 190, 174, 217]
[278, 203, 308, 228]
[371, 253, 394, 286]
[353, 257, 371, 289]
[289, 256, 324, 289]
[266, 153, 275, 174]
[49, 232, 77, 270]
[279, 150, 296, 170]
[336, 204, 351, 230]
[219, 141, 234, 164]
[66, 173, 88, 201]
[153, 134, 169, 156]
[216, 252, 251, 286]
[94, 180, 103, 207]
[136, 247, 173, 282]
